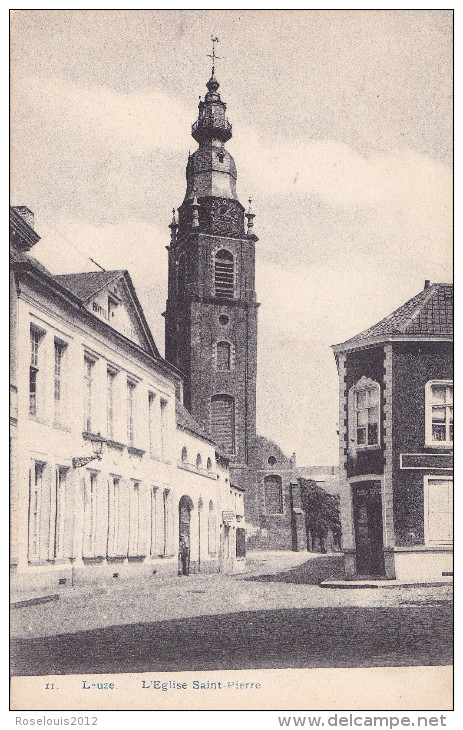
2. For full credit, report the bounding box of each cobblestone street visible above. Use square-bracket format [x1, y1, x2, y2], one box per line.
[11, 552, 453, 676]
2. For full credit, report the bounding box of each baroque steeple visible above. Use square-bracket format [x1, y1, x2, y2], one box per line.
[175, 44, 247, 239]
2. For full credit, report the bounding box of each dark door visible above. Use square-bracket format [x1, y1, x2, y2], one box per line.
[353, 482, 385, 576]
[179, 496, 193, 575]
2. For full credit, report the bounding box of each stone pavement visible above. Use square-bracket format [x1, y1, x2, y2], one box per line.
[10, 552, 452, 675]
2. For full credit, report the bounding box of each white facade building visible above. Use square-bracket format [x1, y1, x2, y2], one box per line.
[10, 206, 245, 593]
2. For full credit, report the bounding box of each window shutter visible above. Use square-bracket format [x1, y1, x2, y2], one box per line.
[27, 466, 33, 561]
[63, 471, 75, 559]
[47, 468, 58, 561]
[214, 250, 234, 298]
[138, 485, 150, 557]
[211, 395, 235, 454]
[95, 477, 108, 557]
[118, 480, 130, 557]
[82, 475, 91, 558]
[40, 464, 52, 561]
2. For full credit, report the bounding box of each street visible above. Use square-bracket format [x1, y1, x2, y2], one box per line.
[10, 553, 453, 676]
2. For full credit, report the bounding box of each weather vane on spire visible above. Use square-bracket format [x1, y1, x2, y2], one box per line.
[207, 36, 221, 74]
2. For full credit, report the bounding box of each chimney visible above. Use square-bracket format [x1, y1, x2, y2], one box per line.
[12, 206, 35, 229]
[10, 205, 40, 251]
[424, 279, 431, 289]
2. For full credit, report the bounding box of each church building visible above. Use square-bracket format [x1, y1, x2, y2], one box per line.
[164, 60, 311, 551]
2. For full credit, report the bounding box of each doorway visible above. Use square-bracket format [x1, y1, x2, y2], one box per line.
[179, 495, 193, 575]
[352, 482, 385, 577]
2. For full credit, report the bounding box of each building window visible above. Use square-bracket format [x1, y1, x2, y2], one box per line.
[163, 488, 170, 555]
[29, 461, 44, 560]
[208, 500, 217, 555]
[196, 453, 202, 469]
[54, 467, 67, 559]
[108, 476, 120, 555]
[54, 340, 67, 423]
[211, 394, 235, 454]
[83, 356, 94, 432]
[424, 476, 453, 546]
[207, 457, 213, 471]
[219, 314, 229, 326]
[29, 326, 43, 416]
[264, 474, 284, 514]
[214, 249, 234, 298]
[181, 446, 188, 463]
[426, 381, 453, 446]
[84, 472, 98, 557]
[129, 482, 141, 555]
[127, 380, 136, 446]
[216, 341, 231, 371]
[107, 369, 116, 440]
[352, 379, 380, 447]
[148, 392, 156, 455]
[160, 398, 168, 459]
[150, 487, 158, 556]
[268, 456, 277, 466]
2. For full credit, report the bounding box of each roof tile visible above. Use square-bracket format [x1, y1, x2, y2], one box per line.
[336, 283, 453, 348]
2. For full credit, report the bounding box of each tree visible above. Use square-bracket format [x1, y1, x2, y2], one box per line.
[299, 478, 341, 553]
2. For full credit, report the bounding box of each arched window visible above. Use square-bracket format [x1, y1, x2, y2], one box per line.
[181, 446, 188, 463]
[207, 457, 213, 471]
[196, 453, 202, 469]
[214, 249, 234, 298]
[211, 394, 235, 454]
[264, 474, 283, 514]
[208, 500, 217, 555]
[216, 341, 231, 371]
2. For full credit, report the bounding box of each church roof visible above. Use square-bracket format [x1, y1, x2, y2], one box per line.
[175, 400, 229, 459]
[54, 270, 126, 301]
[333, 282, 453, 351]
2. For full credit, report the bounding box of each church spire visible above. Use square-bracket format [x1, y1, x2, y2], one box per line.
[191, 37, 232, 145]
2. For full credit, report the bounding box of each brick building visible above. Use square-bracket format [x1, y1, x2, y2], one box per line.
[164, 66, 328, 551]
[333, 281, 453, 582]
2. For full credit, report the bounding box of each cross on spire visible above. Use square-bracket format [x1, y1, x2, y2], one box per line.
[207, 35, 221, 74]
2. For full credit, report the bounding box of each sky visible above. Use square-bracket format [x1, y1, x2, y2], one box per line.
[10, 9, 453, 465]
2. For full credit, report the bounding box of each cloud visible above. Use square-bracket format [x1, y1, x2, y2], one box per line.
[13, 75, 191, 155]
[12, 71, 452, 466]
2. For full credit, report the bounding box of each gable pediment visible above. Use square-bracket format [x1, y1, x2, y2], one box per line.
[85, 275, 152, 352]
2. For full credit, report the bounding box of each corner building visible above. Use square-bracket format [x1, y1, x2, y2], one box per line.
[333, 282, 453, 582]
[165, 70, 307, 550]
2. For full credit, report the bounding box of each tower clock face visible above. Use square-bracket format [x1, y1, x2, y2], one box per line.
[210, 198, 243, 236]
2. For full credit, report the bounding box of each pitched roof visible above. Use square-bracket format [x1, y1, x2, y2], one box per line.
[175, 399, 214, 444]
[175, 400, 229, 459]
[54, 270, 125, 300]
[334, 283, 453, 350]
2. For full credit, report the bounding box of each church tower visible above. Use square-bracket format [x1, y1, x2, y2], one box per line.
[164, 59, 258, 476]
